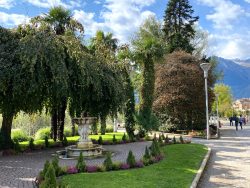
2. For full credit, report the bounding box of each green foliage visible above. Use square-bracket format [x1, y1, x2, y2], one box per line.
[122, 133, 127, 142]
[173, 136, 176, 144]
[163, 0, 199, 53]
[179, 136, 184, 144]
[52, 156, 61, 177]
[150, 139, 161, 157]
[35, 127, 51, 140]
[40, 160, 50, 180]
[11, 129, 28, 142]
[124, 69, 135, 139]
[103, 152, 113, 171]
[29, 138, 35, 150]
[44, 136, 49, 148]
[212, 83, 233, 117]
[40, 164, 57, 188]
[165, 135, 169, 144]
[76, 152, 86, 173]
[98, 136, 103, 145]
[62, 135, 68, 146]
[132, 16, 166, 132]
[13, 139, 21, 153]
[161, 133, 165, 140]
[143, 146, 151, 160]
[158, 135, 163, 144]
[63, 128, 72, 137]
[126, 150, 136, 167]
[112, 135, 117, 144]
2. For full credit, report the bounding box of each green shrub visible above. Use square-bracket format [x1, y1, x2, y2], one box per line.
[179, 135, 184, 144]
[158, 135, 163, 144]
[63, 128, 72, 137]
[40, 164, 57, 188]
[165, 135, 169, 144]
[52, 156, 61, 177]
[98, 136, 103, 145]
[150, 139, 160, 157]
[62, 135, 68, 146]
[143, 146, 150, 160]
[112, 162, 121, 170]
[13, 139, 21, 153]
[105, 124, 114, 133]
[144, 134, 151, 141]
[161, 133, 165, 140]
[122, 133, 127, 142]
[44, 136, 49, 148]
[39, 160, 50, 180]
[76, 152, 86, 173]
[35, 127, 50, 140]
[126, 150, 136, 167]
[112, 135, 117, 144]
[29, 138, 35, 150]
[11, 129, 28, 142]
[173, 136, 176, 144]
[103, 152, 113, 171]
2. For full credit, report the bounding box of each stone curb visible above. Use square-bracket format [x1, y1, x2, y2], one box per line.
[190, 147, 211, 188]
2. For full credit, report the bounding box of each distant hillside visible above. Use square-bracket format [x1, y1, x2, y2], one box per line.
[216, 57, 250, 99]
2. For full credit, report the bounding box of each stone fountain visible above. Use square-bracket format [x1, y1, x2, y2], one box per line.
[64, 114, 103, 158]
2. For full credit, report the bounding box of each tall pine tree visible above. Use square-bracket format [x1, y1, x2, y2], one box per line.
[163, 0, 199, 53]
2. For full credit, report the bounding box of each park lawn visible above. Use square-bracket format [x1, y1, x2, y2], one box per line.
[62, 143, 207, 188]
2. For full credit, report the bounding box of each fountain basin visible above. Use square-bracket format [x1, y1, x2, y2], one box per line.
[65, 144, 103, 158]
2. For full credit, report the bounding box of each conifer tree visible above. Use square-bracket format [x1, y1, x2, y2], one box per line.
[163, 0, 199, 53]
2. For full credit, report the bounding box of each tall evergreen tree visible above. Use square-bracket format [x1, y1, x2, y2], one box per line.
[163, 0, 199, 53]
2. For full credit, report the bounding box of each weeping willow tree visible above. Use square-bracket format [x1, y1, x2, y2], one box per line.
[30, 6, 84, 141]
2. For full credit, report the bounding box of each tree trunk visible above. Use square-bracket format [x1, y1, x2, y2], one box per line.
[51, 109, 58, 141]
[100, 115, 106, 135]
[71, 117, 75, 136]
[1, 113, 14, 149]
[58, 98, 67, 141]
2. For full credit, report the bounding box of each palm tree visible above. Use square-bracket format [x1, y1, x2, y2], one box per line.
[131, 16, 166, 132]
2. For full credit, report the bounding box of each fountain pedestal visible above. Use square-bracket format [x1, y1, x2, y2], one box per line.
[65, 116, 103, 158]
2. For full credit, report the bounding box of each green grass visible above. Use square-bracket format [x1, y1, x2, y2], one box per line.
[19, 132, 125, 150]
[61, 143, 207, 188]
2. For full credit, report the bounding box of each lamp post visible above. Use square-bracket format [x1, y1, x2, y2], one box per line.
[200, 63, 211, 140]
[215, 93, 219, 136]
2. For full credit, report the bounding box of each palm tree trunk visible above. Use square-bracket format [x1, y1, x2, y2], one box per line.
[58, 98, 67, 141]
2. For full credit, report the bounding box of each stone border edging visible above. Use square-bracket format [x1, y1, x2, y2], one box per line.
[190, 147, 211, 188]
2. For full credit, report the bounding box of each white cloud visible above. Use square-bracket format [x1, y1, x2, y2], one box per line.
[73, 0, 156, 43]
[245, 0, 250, 3]
[0, 0, 14, 9]
[0, 11, 30, 26]
[24, 0, 81, 9]
[94, 1, 101, 5]
[73, 10, 105, 36]
[197, 0, 245, 30]
[207, 33, 250, 59]
[100, 0, 156, 42]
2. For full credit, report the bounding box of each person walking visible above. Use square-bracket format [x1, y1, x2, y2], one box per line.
[239, 115, 243, 130]
[235, 116, 239, 131]
[229, 117, 233, 126]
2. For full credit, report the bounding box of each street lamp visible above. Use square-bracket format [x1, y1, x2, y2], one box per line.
[215, 93, 219, 136]
[200, 63, 211, 140]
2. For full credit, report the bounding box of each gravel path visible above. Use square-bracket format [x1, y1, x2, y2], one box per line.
[194, 122, 250, 188]
[0, 141, 151, 188]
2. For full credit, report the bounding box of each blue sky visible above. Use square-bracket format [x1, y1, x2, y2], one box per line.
[0, 0, 250, 59]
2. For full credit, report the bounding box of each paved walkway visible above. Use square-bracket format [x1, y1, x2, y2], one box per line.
[195, 123, 250, 188]
[0, 141, 150, 188]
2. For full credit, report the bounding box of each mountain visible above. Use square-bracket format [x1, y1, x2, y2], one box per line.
[216, 57, 250, 99]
